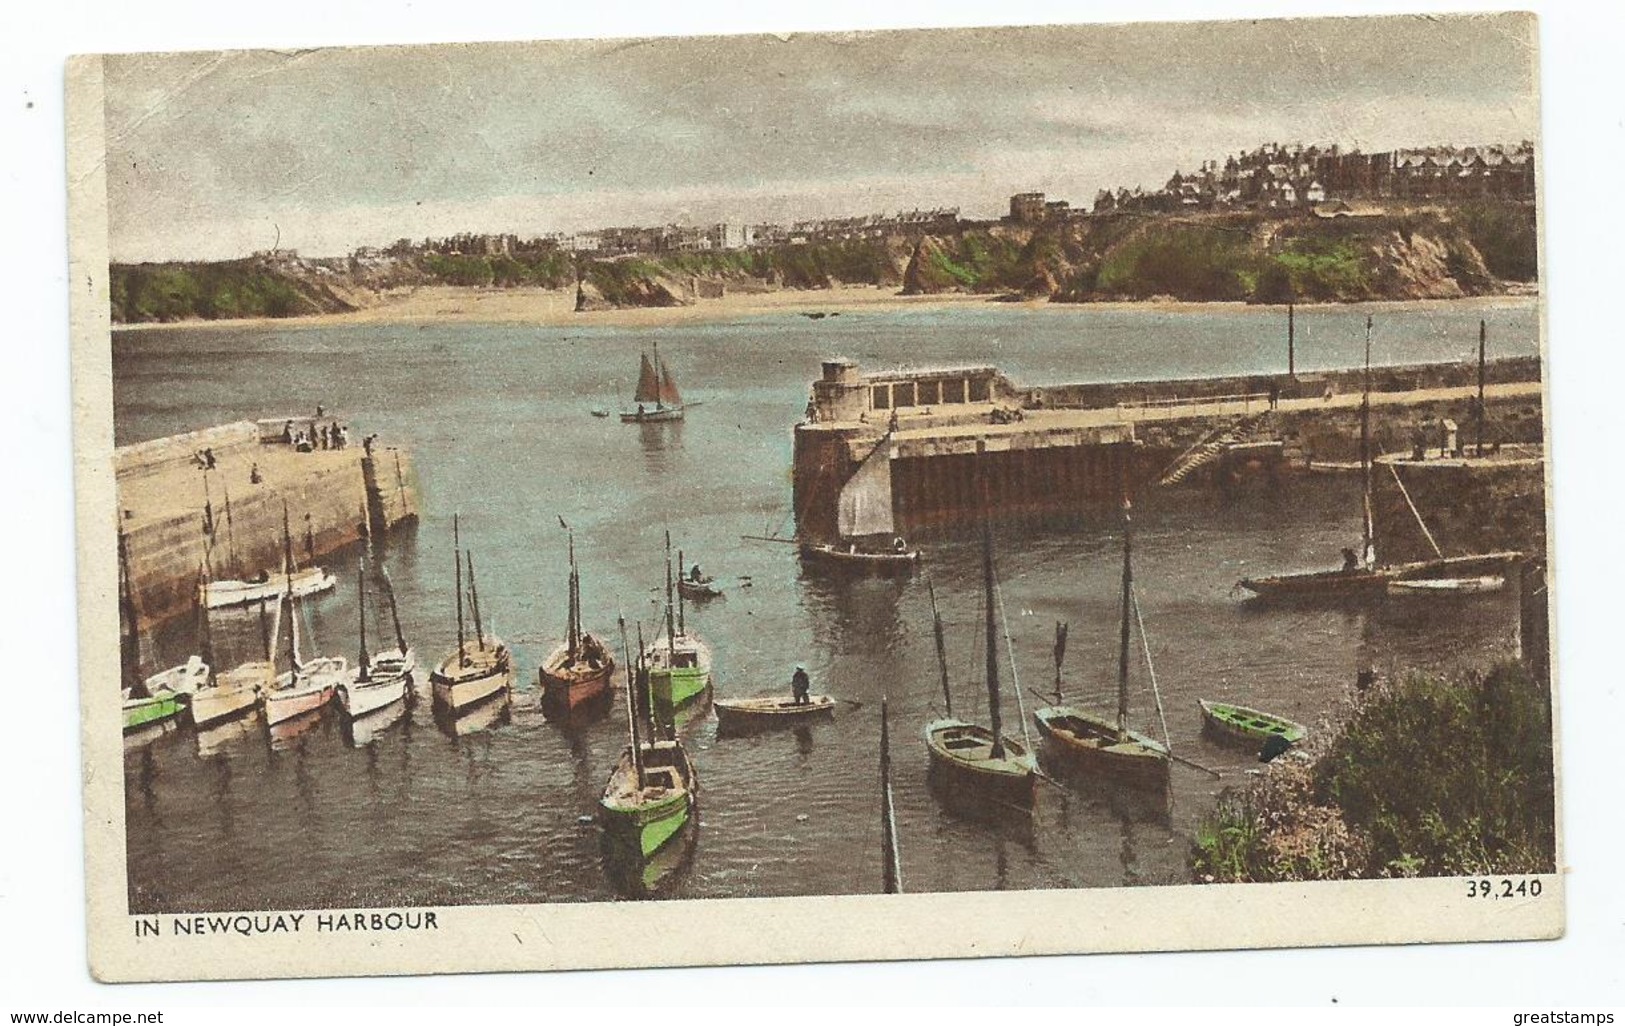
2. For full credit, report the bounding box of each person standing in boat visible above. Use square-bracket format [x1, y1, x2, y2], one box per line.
[790, 665, 810, 705]
[689, 563, 704, 584]
[1341, 547, 1360, 573]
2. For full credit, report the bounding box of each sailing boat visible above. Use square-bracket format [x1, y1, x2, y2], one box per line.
[200, 489, 335, 610]
[620, 342, 685, 422]
[262, 505, 347, 727]
[540, 525, 616, 717]
[337, 557, 411, 721]
[641, 532, 714, 715]
[191, 592, 278, 730]
[600, 615, 697, 862]
[119, 526, 199, 733]
[429, 514, 514, 712]
[923, 526, 1038, 815]
[369, 564, 417, 683]
[1239, 316, 1519, 600]
[798, 434, 920, 570]
[1033, 498, 1172, 792]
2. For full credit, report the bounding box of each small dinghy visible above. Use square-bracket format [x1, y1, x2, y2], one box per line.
[714, 694, 836, 734]
[1197, 699, 1307, 748]
[1387, 575, 1505, 596]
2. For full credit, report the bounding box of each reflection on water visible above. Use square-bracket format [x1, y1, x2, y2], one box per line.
[116, 303, 1538, 913]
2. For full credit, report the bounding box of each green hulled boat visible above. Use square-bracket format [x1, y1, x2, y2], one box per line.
[122, 688, 185, 733]
[1198, 699, 1307, 747]
[600, 615, 698, 868]
[599, 739, 697, 859]
[643, 532, 714, 714]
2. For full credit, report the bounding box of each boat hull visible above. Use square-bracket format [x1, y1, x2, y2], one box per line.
[189, 674, 264, 729]
[122, 689, 185, 733]
[265, 657, 346, 725]
[144, 657, 210, 697]
[430, 641, 513, 712]
[1387, 575, 1506, 596]
[676, 578, 723, 600]
[644, 633, 714, 714]
[539, 643, 616, 716]
[620, 406, 683, 423]
[924, 718, 1038, 814]
[598, 740, 696, 860]
[715, 694, 835, 734]
[1240, 552, 1522, 602]
[337, 672, 409, 719]
[1033, 706, 1171, 791]
[799, 542, 918, 574]
[202, 568, 336, 609]
[1197, 699, 1307, 747]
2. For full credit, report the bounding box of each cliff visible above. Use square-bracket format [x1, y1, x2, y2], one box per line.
[109, 202, 1536, 324]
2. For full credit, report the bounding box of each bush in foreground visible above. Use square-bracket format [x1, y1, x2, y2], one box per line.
[1192, 661, 1555, 883]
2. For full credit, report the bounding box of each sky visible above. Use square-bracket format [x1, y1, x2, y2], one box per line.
[101, 13, 1541, 262]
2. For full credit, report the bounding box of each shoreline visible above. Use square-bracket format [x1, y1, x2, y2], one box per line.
[111, 284, 1540, 333]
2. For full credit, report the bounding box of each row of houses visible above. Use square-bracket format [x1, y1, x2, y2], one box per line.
[1005, 141, 1537, 223]
[1101, 141, 1537, 214]
[355, 207, 963, 262]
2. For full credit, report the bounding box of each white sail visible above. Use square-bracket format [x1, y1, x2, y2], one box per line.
[837, 440, 895, 538]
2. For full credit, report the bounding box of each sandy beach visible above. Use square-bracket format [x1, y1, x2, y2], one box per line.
[110, 283, 1539, 333]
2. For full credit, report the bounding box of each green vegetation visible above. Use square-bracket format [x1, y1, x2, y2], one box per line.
[1454, 202, 1539, 282]
[112, 261, 320, 322]
[1191, 661, 1556, 883]
[108, 202, 1540, 323]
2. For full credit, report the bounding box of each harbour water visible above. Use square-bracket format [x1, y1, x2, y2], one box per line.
[116, 298, 1538, 912]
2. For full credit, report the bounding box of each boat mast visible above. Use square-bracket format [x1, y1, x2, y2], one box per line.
[618, 613, 645, 789]
[927, 579, 952, 717]
[453, 513, 466, 666]
[1053, 620, 1068, 704]
[281, 502, 301, 671]
[257, 595, 273, 663]
[380, 566, 407, 656]
[195, 562, 213, 669]
[356, 557, 370, 681]
[1116, 497, 1134, 740]
[1476, 319, 1487, 457]
[1361, 316, 1375, 568]
[117, 524, 144, 691]
[222, 484, 238, 579]
[566, 529, 580, 658]
[676, 548, 686, 637]
[982, 524, 1005, 760]
[664, 530, 676, 649]
[467, 551, 486, 651]
[880, 696, 902, 895]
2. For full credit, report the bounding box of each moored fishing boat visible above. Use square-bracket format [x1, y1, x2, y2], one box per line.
[599, 616, 697, 865]
[924, 526, 1038, 816]
[201, 566, 336, 610]
[337, 559, 410, 721]
[1197, 699, 1307, 748]
[1240, 318, 1522, 602]
[429, 515, 513, 713]
[192, 597, 279, 729]
[714, 694, 836, 734]
[262, 506, 345, 727]
[118, 527, 196, 734]
[1034, 498, 1172, 792]
[641, 533, 713, 715]
[539, 525, 616, 718]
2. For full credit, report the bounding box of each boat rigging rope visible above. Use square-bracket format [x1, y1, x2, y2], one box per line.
[1386, 462, 1445, 559]
[1130, 585, 1174, 753]
[992, 573, 1036, 753]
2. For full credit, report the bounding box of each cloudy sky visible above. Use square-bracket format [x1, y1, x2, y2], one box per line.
[102, 13, 1539, 262]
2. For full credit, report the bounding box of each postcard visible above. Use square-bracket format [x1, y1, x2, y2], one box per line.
[68, 12, 1561, 982]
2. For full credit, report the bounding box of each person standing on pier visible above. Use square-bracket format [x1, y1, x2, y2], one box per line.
[1268, 379, 1281, 410]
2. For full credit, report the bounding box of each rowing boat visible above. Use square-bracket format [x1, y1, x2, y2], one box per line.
[714, 694, 835, 734]
[1387, 574, 1506, 596]
[1197, 699, 1307, 747]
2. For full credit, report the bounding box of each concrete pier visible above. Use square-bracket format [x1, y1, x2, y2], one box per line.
[116, 420, 420, 625]
[794, 357, 1544, 540]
